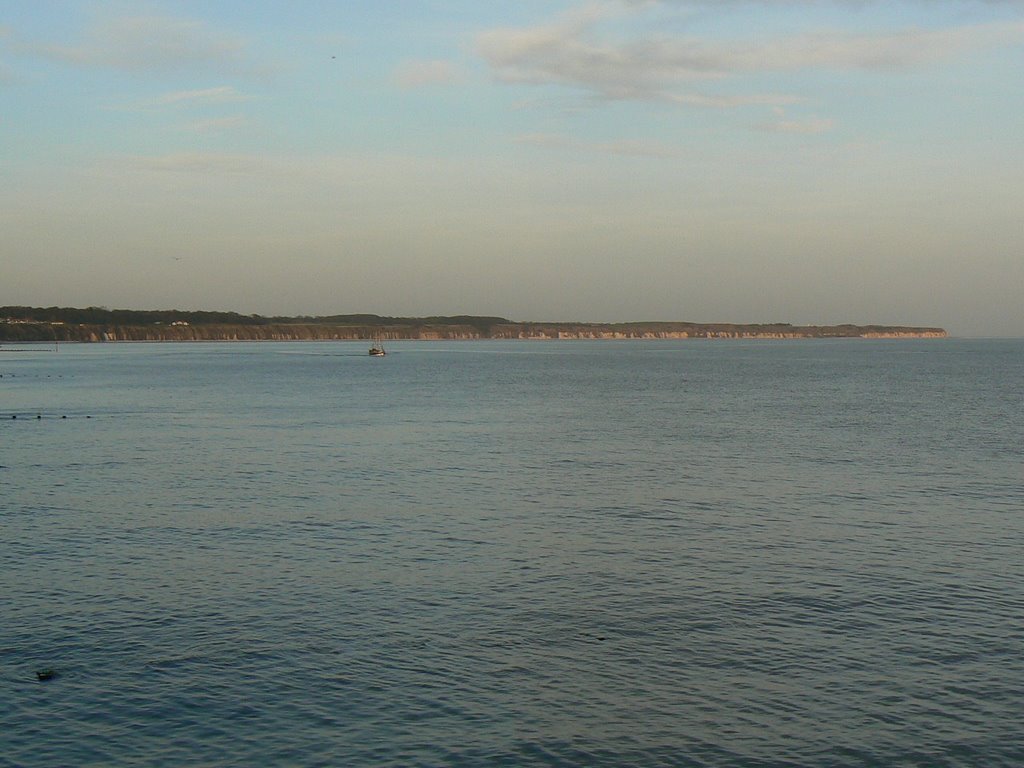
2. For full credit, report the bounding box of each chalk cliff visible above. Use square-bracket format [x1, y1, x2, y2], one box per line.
[1, 319, 948, 343]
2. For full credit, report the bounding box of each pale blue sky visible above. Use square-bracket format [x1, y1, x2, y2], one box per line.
[2, 1, 1021, 335]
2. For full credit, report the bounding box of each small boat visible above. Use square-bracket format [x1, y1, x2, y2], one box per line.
[368, 333, 386, 356]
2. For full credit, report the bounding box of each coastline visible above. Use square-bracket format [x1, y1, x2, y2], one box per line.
[0, 321, 948, 343]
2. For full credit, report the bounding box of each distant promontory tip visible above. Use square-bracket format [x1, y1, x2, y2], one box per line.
[0, 307, 947, 343]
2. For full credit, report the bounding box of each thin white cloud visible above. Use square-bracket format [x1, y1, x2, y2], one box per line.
[393, 59, 462, 89]
[758, 116, 836, 134]
[153, 86, 250, 106]
[179, 116, 249, 134]
[477, 5, 1024, 105]
[515, 132, 679, 157]
[755, 105, 836, 133]
[32, 14, 273, 77]
[664, 91, 803, 108]
[724, 23, 1024, 72]
[476, 8, 794, 103]
[102, 151, 470, 195]
[597, 138, 680, 157]
[514, 132, 574, 149]
[127, 152, 270, 175]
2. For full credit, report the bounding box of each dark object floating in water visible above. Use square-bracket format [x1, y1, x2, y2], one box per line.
[36, 669, 57, 681]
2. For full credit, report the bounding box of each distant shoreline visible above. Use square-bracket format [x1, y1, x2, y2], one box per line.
[0, 324, 948, 343]
[0, 306, 948, 342]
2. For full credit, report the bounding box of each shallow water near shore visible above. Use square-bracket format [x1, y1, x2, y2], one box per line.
[2, 339, 1022, 767]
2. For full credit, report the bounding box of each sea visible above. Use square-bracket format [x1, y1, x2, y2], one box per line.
[1, 338, 1022, 767]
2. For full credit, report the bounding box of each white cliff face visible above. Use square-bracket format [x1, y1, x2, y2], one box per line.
[502, 327, 947, 340]
[859, 331, 948, 338]
[2, 322, 949, 343]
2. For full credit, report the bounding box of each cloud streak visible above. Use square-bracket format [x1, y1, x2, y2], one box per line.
[152, 86, 251, 106]
[477, 6, 1024, 106]
[125, 152, 271, 175]
[179, 116, 249, 134]
[757, 116, 836, 134]
[393, 59, 461, 89]
[32, 14, 272, 77]
[515, 132, 679, 157]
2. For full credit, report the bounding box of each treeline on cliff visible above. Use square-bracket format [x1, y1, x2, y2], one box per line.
[294, 314, 510, 333]
[1, 306, 266, 326]
[0, 307, 518, 342]
[1, 306, 509, 330]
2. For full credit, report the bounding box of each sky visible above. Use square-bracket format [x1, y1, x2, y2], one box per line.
[1, 1, 1022, 335]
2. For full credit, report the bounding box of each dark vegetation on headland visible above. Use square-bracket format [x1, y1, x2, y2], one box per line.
[0, 306, 948, 342]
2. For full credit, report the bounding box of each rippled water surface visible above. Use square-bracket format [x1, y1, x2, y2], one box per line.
[2, 339, 1022, 766]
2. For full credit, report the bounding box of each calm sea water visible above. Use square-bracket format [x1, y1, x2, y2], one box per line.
[2, 339, 1022, 767]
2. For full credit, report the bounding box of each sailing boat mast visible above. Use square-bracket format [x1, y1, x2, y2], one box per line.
[369, 329, 385, 356]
